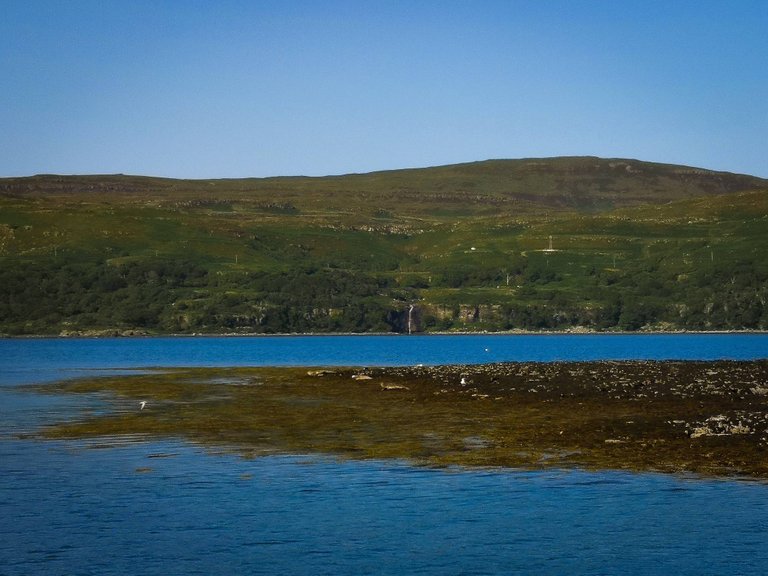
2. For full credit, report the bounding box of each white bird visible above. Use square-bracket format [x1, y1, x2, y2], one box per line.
[139, 401, 147, 410]
[460, 377, 467, 386]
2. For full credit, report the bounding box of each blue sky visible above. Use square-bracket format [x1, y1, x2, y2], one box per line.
[1, 1, 766, 178]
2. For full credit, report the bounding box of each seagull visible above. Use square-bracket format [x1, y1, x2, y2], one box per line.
[460, 377, 467, 386]
[139, 401, 147, 410]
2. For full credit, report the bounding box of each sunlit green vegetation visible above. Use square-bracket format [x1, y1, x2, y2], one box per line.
[1, 158, 767, 334]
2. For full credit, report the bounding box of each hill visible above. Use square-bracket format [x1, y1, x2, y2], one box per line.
[3, 156, 766, 214]
[1, 157, 766, 335]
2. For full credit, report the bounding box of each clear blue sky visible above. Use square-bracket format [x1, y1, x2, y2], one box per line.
[1, 0, 766, 178]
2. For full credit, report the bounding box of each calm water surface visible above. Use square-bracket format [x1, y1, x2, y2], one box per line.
[1, 335, 767, 575]
[2, 333, 767, 384]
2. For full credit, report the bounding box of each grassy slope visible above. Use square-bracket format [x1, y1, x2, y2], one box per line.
[1, 157, 767, 334]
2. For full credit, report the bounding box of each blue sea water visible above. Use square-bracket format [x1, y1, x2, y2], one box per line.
[1, 335, 767, 575]
[1, 333, 767, 385]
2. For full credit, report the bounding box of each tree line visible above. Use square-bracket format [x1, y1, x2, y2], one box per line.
[1, 251, 765, 335]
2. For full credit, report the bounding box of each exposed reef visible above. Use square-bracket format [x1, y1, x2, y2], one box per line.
[36, 360, 768, 478]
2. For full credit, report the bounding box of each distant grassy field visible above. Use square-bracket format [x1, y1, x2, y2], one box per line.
[1, 157, 766, 335]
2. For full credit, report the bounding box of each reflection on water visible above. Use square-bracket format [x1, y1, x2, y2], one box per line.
[2, 439, 768, 576]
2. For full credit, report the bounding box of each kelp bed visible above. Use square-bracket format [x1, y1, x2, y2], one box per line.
[33, 360, 768, 478]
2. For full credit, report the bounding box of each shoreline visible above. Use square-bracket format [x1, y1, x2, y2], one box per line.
[5, 329, 768, 339]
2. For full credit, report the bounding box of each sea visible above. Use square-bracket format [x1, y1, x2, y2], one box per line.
[1, 334, 767, 575]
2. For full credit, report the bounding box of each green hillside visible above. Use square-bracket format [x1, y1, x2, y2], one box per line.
[1, 157, 767, 335]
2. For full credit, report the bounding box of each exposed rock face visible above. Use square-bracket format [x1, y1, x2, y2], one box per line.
[59, 329, 148, 337]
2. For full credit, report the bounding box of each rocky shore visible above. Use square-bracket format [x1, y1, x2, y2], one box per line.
[40, 360, 768, 478]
